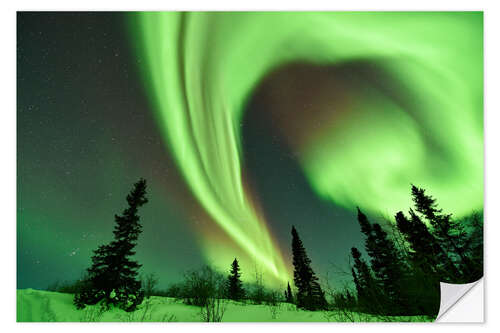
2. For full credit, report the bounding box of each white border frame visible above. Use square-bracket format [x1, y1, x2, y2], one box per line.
[3, 0, 498, 331]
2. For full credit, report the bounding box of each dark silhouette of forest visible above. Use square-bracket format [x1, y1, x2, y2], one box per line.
[345, 185, 483, 316]
[47, 179, 482, 320]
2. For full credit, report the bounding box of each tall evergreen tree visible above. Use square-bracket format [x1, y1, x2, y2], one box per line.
[351, 267, 361, 300]
[411, 185, 473, 280]
[291, 226, 327, 310]
[74, 178, 148, 311]
[285, 282, 294, 303]
[345, 290, 355, 308]
[227, 258, 245, 301]
[371, 223, 409, 311]
[465, 212, 483, 280]
[356, 207, 378, 266]
[350, 247, 378, 310]
[356, 208, 411, 314]
[395, 210, 459, 281]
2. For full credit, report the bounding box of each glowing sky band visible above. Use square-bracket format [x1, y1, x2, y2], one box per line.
[132, 12, 483, 285]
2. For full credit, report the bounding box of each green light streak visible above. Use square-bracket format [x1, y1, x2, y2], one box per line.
[131, 12, 482, 284]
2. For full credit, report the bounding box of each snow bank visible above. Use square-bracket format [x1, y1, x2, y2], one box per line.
[17, 289, 431, 322]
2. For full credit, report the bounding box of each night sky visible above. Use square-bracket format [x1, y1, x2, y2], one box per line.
[17, 12, 363, 290]
[17, 12, 482, 290]
[18, 12, 207, 289]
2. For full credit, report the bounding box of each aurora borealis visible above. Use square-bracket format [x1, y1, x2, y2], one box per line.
[18, 12, 482, 290]
[132, 12, 483, 285]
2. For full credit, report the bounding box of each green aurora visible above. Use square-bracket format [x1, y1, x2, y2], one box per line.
[131, 12, 483, 286]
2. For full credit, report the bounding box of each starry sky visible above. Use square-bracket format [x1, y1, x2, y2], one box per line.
[17, 12, 482, 290]
[17, 12, 363, 289]
[17, 12, 209, 289]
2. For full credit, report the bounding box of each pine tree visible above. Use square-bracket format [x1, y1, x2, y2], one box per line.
[350, 247, 379, 311]
[372, 223, 409, 311]
[351, 267, 361, 300]
[466, 212, 483, 280]
[395, 210, 459, 281]
[345, 289, 355, 308]
[74, 178, 148, 311]
[291, 226, 327, 310]
[285, 282, 293, 303]
[356, 207, 378, 267]
[310, 280, 327, 309]
[356, 208, 411, 314]
[227, 258, 245, 301]
[411, 185, 472, 280]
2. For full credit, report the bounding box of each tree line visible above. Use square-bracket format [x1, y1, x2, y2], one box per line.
[347, 185, 482, 316]
[63, 178, 482, 318]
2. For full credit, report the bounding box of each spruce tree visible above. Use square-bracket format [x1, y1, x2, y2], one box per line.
[291, 226, 327, 310]
[351, 267, 361, 301]
[466, 212, 483, 280]
[371, 223, 409, 311]
[356, 207, 378, 267]
[345, 290, 355, 308]
[356, 208, 411, 314]
[74, 178, 148, 311]
[411, 185, 472, 280]
[227, 258, 245, 301]
[285, 282, 293, 303]
[395, 210, 459, 281]
[350, 247, 378, 310]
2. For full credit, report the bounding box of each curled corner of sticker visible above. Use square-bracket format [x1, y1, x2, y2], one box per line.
[436, 278, 484, 322]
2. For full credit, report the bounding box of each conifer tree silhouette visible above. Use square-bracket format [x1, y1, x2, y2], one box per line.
[350, 247, 378, 310]
[411, 185, 473, 280]
[466, 212, 483, 280]
[285, 282, 294, 303]
[291, 226, 327, 310]
[356, 208, 411, 314]
[395, 209, 459, 281]
[74, 178, 148, 311]
[227, 258, 245, 301]
[348, 185, 480, 317]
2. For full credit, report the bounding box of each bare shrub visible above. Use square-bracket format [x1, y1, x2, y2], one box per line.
[79, 304, 106, 322]
[265, 290, 282, 319]
[200, 296, 227, 322]
[248, 268, 265, 304]
[181, 265, 226, 307]
[138, 297, 154, 322]
[164, 282, 183, 298]
[141, 273, 159, 299]
[268, 302, 281, 320]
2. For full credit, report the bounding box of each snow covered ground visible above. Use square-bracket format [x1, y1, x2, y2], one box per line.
[17, 289, 433, 322]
